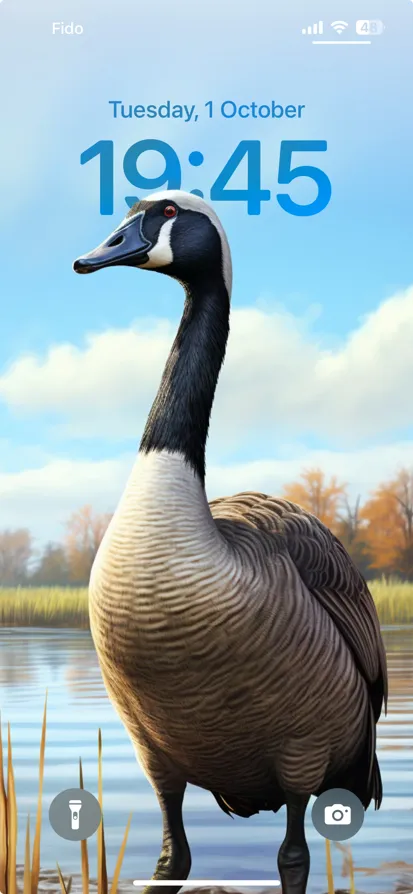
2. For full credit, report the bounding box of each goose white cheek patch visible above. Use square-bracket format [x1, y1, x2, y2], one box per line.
[141, 217, 176, 269]
[144, 190, 232, 295]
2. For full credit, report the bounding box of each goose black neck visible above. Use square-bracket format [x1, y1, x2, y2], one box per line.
[139, 273, 230, 485]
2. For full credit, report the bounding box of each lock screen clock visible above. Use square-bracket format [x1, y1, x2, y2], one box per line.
[80, 139, 332, 217]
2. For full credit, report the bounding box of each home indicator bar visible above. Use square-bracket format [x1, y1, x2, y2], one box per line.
[132, 882, 281, 887]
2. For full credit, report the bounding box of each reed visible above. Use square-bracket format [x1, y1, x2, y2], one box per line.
[333, 841, 356, 894]
[97, 729, 109, 894]
[7, 724, 17, 894]
[0, 715, 8, 893]
[369, 578, 413, 624]
[110, 814, 133, 894]
[1, 580, 413, 628]
[325, 839, 335, 894]
[0, 587, 89, 628]
[79, 759, 89, 894]
[56, 863, 72, 894]
[32, 694, 47, 894]
[0, 696, 132, 894]
[24, 817, 31, 894]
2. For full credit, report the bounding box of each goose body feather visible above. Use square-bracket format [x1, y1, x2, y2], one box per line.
[90, 451, 385, 811]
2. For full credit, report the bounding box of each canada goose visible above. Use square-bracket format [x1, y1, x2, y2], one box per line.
[73, 191, 388, 894]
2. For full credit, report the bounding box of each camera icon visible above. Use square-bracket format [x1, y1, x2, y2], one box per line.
[312, 789, 363, 840]
[324, 804, 352, 825]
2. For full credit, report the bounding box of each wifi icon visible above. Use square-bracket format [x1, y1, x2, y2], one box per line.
[331, 20, 349, 34]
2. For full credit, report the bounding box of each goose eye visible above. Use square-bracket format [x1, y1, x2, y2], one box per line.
[164, 205, 177, 218]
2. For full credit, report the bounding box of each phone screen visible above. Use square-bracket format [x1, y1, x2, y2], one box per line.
[0, 1, 412, 893]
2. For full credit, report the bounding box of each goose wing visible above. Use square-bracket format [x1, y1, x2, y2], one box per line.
[209, 491, 388, 722]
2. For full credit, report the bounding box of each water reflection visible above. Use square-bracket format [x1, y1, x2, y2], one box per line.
[0, 626, 411, 893]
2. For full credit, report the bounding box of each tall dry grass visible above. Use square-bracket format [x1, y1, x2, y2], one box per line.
[1, 581, 413, 629]
[369, 578, 413, 625]
[0, 588, 89, 628]
[0, 695, 132, 894]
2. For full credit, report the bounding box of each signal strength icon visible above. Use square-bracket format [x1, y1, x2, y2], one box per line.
[302, 20, 324, 35]
[331, 20, 349, 34]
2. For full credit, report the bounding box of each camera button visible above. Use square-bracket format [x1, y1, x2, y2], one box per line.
[311, 788, 365, 841]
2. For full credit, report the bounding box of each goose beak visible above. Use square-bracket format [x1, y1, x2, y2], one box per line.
[73, 213, 151, 274]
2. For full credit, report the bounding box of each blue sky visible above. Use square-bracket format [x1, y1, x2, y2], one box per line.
[1, 0, 413, 545]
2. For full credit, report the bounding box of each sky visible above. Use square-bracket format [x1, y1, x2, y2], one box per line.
[0, 0, 413, 548]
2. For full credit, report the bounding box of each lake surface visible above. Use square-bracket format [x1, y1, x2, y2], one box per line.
[0, 626, 412, 893]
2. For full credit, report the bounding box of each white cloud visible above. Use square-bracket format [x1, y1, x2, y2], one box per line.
[1, 441, 413, 546]
[1, 287, 413, 449]
[0, 321, 173, 440]
[0, 456, 131, 544]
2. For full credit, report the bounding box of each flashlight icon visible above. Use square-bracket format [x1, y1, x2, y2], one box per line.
[68, 799, 82, 831]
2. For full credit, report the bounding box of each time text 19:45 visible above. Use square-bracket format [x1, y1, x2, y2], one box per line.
[80, 139, 332, 217]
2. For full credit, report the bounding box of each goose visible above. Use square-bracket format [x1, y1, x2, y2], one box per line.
[73, 191, 388, 894]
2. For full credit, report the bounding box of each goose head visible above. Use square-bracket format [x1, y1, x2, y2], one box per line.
[73, 190, 232, 296]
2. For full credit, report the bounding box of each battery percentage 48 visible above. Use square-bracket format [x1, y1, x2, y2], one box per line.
[356, 20, 385, 35]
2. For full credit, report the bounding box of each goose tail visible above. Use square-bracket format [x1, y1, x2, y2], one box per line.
[211, 791, 258, 818]
[368, 701, 383, 809]
[371, 752, 383, 809]
[211, 790, 283, 818]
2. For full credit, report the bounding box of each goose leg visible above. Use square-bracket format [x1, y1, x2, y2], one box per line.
[143, 789, 191, 894]
[277, 793, 310, 894]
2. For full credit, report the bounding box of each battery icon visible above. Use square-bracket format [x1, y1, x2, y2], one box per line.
[356, 20, 385, 35]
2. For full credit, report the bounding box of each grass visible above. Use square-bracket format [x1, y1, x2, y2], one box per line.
[0, 695, 132, 894]
[1, 580, 413, 628]
[0, 587, 89, 628]
[369, 578, 413, 625]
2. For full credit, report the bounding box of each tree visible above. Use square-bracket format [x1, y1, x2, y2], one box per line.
[336, 496, 373, 578]
[282, 467, 347, 531]
[338, 496, 361, 546]
[65, 505, 112, 584]
[361, 468, 413, 579]
[0, 528, 33, 585]
[31, 542, 70, 586]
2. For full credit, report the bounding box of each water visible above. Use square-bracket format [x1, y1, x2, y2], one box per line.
[0, 626, 412, 893]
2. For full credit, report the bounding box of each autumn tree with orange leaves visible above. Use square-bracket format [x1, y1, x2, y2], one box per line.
[282, 467, 347, 531]
[361, 468, 413, 578]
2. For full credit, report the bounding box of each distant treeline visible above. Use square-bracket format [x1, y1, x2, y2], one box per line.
[0, 506, 112, 587]
[1, 465, 413, 586]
